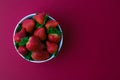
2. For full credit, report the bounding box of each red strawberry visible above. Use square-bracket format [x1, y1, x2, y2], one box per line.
[48, 34, 60, 43]
[22, 19, 35, 33]
[45, 20, 58, 29]
[31, 51, 50, 60]
[14, 28, 26, 42]
[46, 41, 58, 54]
[26, 36, 40, 51]
[41, 51, 50, 60]
[38, 42, 45, 51]
[34, 28, 46, 41]
[18, 46, 27, 56]
[34, 12, 46, 24]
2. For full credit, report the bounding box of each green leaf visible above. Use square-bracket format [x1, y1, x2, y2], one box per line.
[44, 15, 49, 24]
[53, 51, 58, 57]
[15, 42, 19, 49]
[19, 37, 29, 46]
[35, 23, 44, 28]
[16, 24, 22, 32]
[47, 27, 61, 35]
[24, 51, 32, 60]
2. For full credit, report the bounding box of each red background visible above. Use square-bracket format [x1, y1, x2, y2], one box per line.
[0, 0, 120, 80]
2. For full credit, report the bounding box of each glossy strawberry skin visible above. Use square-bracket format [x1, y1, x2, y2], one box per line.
[22, 19, 35, 33]
[38, 42, 45, 51]
[26, 36, 40, 51]
[34, 13, 46, 24]
[14, 28, 26, 42]
[48, 34, 60, 43]
[26, 36, 45, 51]
[45, 20, 58, 29]
[18, 46, 27, 56]
[34, 28, 46, 41]
[46, 41, 58, 54]
[31, 51, 50, 60]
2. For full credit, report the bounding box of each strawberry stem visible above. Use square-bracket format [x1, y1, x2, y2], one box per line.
[24, 51, 33, 60]
[47, 27, 61, 35]
[16, 24, 22, 33]
[19, 37, 29, 46]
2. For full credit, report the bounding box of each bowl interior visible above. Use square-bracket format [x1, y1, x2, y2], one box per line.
[13, 13, 63, 63]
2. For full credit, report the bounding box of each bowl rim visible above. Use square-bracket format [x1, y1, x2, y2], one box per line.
[13, 13, 63, 63]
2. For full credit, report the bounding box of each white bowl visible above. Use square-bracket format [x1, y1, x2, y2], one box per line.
[13, 13, 63, 63]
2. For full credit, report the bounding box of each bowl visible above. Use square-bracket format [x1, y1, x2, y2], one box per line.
[13, 13, 63, 63]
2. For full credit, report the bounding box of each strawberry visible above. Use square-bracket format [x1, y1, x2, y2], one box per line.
[34, 28, 46, 41]
[34, 12, 46, 24]
[46, 41, 58, 54]
[22, 19, 35, 33]
[31, 50, 50, 60]
[14, 28, 26, 42]
[48, 34, 60, 43]
[18, 46, 27, 56]
[38, 42, 45, 51]
[26, 36, 40, 51]
[45, 20, 58, 29]
[41, 51, 50, 60]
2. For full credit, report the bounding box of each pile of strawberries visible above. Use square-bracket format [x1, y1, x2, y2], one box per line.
[14, 12, 61, 61]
